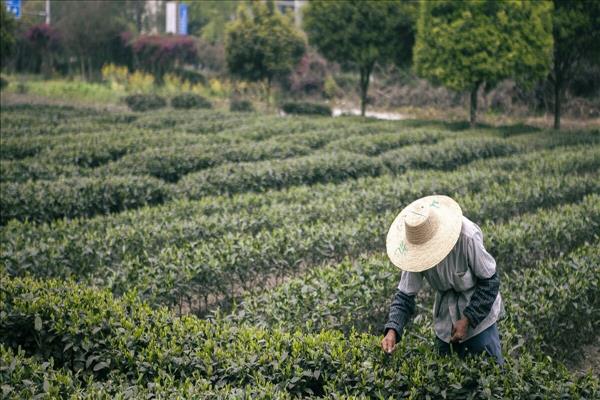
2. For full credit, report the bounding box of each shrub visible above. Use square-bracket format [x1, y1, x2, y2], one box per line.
[171, 93, 212, 109]
[124, 94, 166, 112]
[230, 99, 254, 112]
[131, 35, 198, 79]
[0, 175, 172, 224]
[281, 101, 332, 116]
[172, 67, 207, 85]
[1, 275, 598, 398]
[0, 76, 7, 90]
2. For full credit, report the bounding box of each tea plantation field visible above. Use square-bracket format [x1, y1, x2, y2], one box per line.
[1, 104, 599, 398]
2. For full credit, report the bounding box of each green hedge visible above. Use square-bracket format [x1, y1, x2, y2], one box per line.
[227, 195, 600, 335]
[1, 275, 598, 398]
[124, 94, 167, 112]
[230, 99, 255, 112]
[281, 101, 332, 116]
[0, 175, 172, 225]
[4, 170, 595, 315]
[171, 93, 212, 109]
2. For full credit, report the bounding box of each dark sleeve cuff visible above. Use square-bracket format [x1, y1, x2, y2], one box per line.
[464, 272, 500, 328]
[383, 322, 403, 338]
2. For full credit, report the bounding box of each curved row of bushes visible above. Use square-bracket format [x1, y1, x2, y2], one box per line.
[227, 194, 600, 335]
[1, 247, 598, 398]
[3, 167, 596, 314]
[124, 93, 212, 112]
[0, 175, 171, 225]
[3, 145, 597, 274]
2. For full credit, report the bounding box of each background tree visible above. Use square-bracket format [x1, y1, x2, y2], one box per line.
[225, 1, 305, 104]
[550, 0, 600, 130]
[414, 0, 553, 126]
[1, 6, 17, 69]
[54, 0, 128, 79]
[303, 0, 415, 116]
[189, 0, 239, 44]
[25, 24, 61, 79]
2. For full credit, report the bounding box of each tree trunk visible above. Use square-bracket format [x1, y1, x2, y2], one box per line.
[359, 66, 372, 117]
[469, 84, 480, 127]
[266, 77, 271, 110]
[553, 62, 563, 130]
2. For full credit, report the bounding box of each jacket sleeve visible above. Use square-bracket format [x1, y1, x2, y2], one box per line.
[463, 225, 500, 328]
[383, 289, 416, 338]
[383, 271, 422, 338]
[463, 272, 500, 328]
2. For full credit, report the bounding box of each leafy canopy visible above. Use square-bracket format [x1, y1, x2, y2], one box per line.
[225, 1, 305, 84]
[303, 0, 415, 71]
[414, 0, 554, 91]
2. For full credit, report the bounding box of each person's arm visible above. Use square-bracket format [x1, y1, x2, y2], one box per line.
[381, 271, 422, 353]
[463, 227, 500, 329]
[383, 289, 416, 338]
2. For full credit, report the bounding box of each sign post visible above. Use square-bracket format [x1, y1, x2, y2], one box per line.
[5, 0, 21, 19]
[178, 3, 188, 36]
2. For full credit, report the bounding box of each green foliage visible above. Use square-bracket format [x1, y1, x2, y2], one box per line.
[0, 176, 171, 225]
[550, 0, 600, 128]
[124, 94, 167, 112]
[0, 76, 8, 90]
[188, 0, 240, 43]
[303, 0, 416, 115]
[0, 6, 16, 64]
[281, 101, 332, 116]
[225, 2, 305, 87]
[414, 0, 553, 124]
[2, 265, 599, 398]
[228, 194, 600, 336]
[171, 93, 212, 110]
[230, 98, 255, 112]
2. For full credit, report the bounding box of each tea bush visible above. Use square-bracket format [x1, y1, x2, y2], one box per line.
[281, 101, 332, 116]
[171, 93, 212, 109]
[0, 175, 172, 224]
[1, 274, 598, 398]
[230, 99, 255, 112]
[226, 195, 600, 334]
[124, 94, 166, 112]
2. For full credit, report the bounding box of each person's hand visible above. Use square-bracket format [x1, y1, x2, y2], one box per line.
[381, 329, 397, 354]
[450, 317, 469, 343]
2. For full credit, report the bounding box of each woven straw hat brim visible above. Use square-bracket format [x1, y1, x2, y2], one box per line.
[386, 195, 463, 272]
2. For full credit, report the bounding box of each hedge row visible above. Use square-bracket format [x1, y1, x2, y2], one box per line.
[3, 145, 590, 275]
[0, 175, 171, 225]
[1, 274, 598, 398]
[98, 140, 315, 182]
[2, 145, 596, 271]
[176, 137, 513, 199]
[176, 131, 599, 200]
[4, 168, 596, 315]
[226, 195, 600, 335]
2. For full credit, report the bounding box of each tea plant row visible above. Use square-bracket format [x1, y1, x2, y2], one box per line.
[226, 194, 600, 337]
[3, 131, 598, 225]
[1, 241, 597, 399]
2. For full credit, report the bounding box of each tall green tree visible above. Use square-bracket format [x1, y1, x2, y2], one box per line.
[550, 0, 600, 130]
[414, 0, 553, 126]
[225, 1, 305, 103]
[1, 6, 17, 68]
[303, 0, 415, 116]
[189, 0, 239, 44]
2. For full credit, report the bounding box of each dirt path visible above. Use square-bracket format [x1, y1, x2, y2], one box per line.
[567, 335, 600, 377]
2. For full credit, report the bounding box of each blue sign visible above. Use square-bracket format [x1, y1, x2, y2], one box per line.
[5, 0, 21, 19]
[178, 3, 188, 35]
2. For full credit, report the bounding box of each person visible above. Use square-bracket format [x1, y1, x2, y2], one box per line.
[381, 195, 504, 364]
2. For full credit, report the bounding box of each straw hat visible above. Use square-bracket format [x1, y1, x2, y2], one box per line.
[386, 195, 463, 272]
